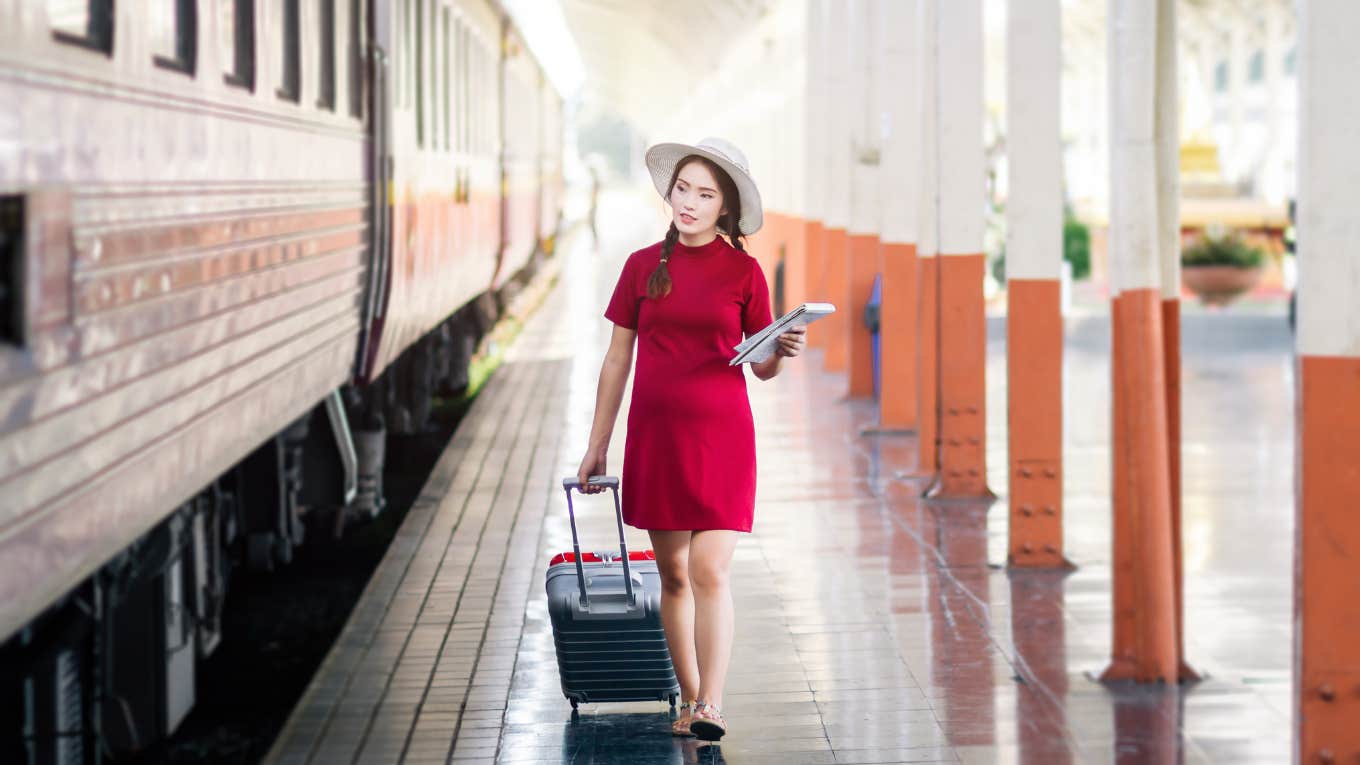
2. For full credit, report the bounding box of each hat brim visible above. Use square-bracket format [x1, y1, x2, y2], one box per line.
[644, 143, 764, 236]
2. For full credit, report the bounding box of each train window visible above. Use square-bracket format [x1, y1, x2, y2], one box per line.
[221, 0, 256, 90]
[151, 0, 197, 75]
[442, 8, 450, 149]
[473, 40, 484, 151]
[317, 0, 335, 109]
[415, 0, 425, 147]
[276, 0, 301, 102]
[457, 18, 467, 153]
[49, 0, 113, 54]
[0, 197, 22, 347]
[348, 0, 362, 118]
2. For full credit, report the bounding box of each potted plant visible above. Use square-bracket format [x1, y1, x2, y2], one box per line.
[1180, 231, 1266, 306]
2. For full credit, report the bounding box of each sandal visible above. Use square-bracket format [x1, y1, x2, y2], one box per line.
[671, 700, 696, 737]
[689, 702, 727, 741]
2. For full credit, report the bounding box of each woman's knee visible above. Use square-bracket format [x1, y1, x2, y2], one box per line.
[656, 556, 690, 595]
[688, 559, 729, 594]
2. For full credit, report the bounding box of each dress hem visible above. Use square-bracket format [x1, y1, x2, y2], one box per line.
[624, 522, 752, 534]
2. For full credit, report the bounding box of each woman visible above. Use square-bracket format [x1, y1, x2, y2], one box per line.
[575, 137, 806, 741]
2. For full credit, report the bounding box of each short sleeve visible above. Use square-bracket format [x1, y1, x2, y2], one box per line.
[741, 259, 774, 337]
[604, 253, 642, 329]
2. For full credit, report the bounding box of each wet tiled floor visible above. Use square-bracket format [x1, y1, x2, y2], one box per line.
[264, 193, 1294, 764]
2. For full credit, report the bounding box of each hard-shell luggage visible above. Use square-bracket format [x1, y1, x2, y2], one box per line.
[546, 476, 680, 708]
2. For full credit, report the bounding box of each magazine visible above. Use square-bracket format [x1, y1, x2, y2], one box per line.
[730, 303, 836, 365]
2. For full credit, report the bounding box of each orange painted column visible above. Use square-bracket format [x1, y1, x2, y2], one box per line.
[934, 255, 989, 498]
[913, 0, 941, 478]
[1156, 0, 1195, 681]
[802, 0, 829, 351]
[820, 2, 852, 375]
[874, 0, 921, 432]
[848, 233, 879, 397]
[926, 0, 989, 499]
[1153, 0, 1193, 677]
[1296, 2, 1360, 759]
[1162, 298, 1196, 679]
[822, 227, 850, 372]
[1101, 289, 1178, 683]
[880, 243, 918, 429]
[846, 0, 881, 400]
[1100, 0, 1180, 684]
[1005, 0, 1065, 565]
[1297, 358, 1360, 760]
[916, 254, 940, 475]
[1007, 281, 1065, 566]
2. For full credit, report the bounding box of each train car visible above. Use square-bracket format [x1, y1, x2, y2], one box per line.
[0, 1, 565, 762]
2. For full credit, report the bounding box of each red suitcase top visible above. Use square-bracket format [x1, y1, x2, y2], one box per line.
[549, 550, 656, 567]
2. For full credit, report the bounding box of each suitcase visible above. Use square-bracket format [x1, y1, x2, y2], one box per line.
[546, 476, 680, 709]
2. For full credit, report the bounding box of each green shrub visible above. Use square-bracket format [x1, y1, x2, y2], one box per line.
[1063, 218, 1091, 280]
[1181, 233, 1265, 269]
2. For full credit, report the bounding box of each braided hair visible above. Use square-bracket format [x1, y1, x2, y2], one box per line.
[646, 156, 745, 299]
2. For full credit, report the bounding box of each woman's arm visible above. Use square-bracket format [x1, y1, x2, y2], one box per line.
[750, 325, 807, 381]
[577, 324, 637, 490]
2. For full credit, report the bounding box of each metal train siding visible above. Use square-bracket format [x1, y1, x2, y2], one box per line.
[0, 1, 564, 761]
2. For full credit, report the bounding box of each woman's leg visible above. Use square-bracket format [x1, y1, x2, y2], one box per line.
[688, 529, 739, 709]
[648, 530, 699, 703]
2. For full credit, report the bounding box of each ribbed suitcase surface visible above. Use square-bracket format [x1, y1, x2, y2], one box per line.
[547, 477, 679, 708]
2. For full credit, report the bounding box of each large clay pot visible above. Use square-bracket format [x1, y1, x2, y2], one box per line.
[1181, 265, 1262, 306]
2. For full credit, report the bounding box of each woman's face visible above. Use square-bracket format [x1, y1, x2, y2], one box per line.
[668, 161, 726, 238]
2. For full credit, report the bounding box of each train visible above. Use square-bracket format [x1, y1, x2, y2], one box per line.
[0, 1, 564, 761]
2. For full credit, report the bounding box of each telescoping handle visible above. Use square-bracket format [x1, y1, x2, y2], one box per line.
[562, 476, 634, 607]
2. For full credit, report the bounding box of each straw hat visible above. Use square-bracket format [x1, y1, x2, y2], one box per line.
[644, 137, 764, 235]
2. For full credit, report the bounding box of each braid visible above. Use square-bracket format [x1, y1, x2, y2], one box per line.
[728, 227, 746, 252]
[647, 224, 679, 298]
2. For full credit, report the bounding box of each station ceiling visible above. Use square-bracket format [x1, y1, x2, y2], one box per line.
[559, 0, 770, 129]
[554, 0, 1292, 132]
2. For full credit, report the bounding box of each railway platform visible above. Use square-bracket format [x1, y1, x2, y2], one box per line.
[263, 193, 1292, 764]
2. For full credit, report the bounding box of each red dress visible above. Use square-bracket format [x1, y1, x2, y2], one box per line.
[604, 236, 772, 532]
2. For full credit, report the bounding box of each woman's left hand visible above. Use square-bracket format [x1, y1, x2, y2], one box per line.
[775, 325, 807, 359]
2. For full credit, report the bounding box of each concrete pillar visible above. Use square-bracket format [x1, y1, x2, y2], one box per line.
[1154, 0, 1197, 683]
[804, 0, 828, 347]
[1006, 0, 1067, 567]
[1101, 0, 1179, 685]
[1296, 2, 1360, 759]
[929, 0, 989, 499]
[915, 0, 941, 476]
[848, 0, 882, 398]
[822, 1, 853, 373]
[876, 0, 921, 431]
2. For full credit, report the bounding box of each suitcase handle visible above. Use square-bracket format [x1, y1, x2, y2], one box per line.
[562, 476, 634, 607]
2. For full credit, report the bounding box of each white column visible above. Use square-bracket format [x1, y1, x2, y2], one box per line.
[879, 0, 920, 245]
[1297, 2, 1360, 356]
[1006, 0, 1062, 280]
[936, 0, 983, 257]
[1295, 5, 1360, 760]
[803, 0, 827, 225]
[917, 0, 938, 261]
[824, 3, 853, 233]
[1108, 0, 1160, 295]
[1156, 0, 1179, 299]
[849, 0, 880, 238]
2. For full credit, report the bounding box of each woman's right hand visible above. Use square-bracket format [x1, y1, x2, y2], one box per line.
[577, 445, 608, 493]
